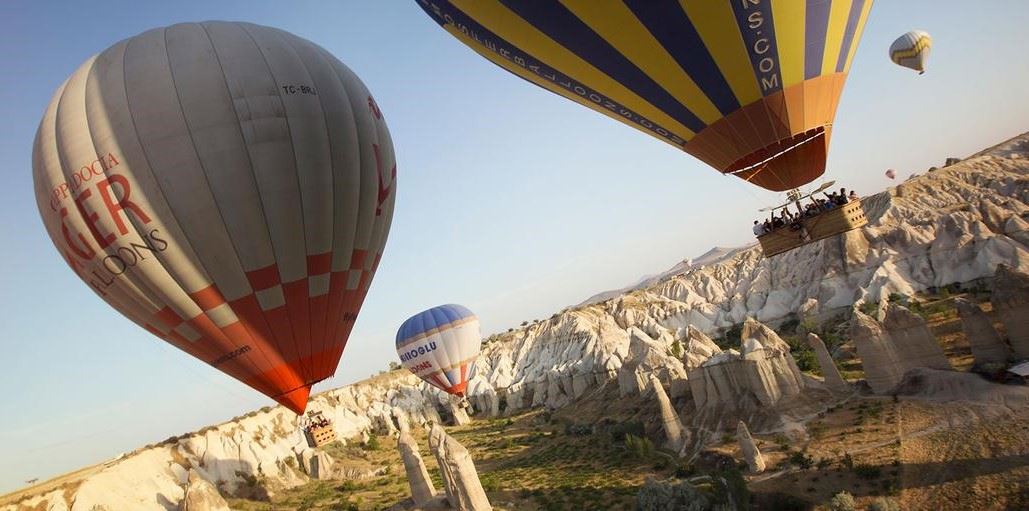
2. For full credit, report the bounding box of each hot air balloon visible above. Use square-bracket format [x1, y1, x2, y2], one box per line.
[416, 0, 874, 192]
[32, 22, 397, 414]
[885, 169, 897, 179]
[889, 30, 932, 74]
[396, 305, 481, 396]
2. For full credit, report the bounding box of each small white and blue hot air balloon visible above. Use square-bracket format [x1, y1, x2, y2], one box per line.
[890, 30, 932, 74]
[396, 304, 481, 396]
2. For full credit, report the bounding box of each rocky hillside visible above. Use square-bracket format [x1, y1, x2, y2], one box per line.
[469, 133, 1028, 418]
[3, 133, 1027, 510]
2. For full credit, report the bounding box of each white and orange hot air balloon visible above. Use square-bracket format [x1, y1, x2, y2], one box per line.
[396, 305, 481, 396]
[32, 21, 397, 414]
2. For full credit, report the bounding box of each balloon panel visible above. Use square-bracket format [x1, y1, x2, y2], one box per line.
[32, 22, 397, 414]
[396, 304, 481, 396]
[416, 0, 874, 191]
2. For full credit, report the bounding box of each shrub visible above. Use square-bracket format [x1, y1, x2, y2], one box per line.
[829, 491, 856, 511]
[362, 435, 381, 451]
[858, 301, 878, 316]
[670, 338, 684, 359]
[779, 314, 801, 334]
[841, 452, 854, 469]
[609, 421, 645, 442]
[723, 324, 744, 347]
[887, 293, 909, 306]
[794, 349, 819, 373]
[774, 433, 790, 451]
[788, 450, 814, 469]
[624, 433, 655, 458]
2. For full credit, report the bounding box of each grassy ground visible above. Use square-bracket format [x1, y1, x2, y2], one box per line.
[226, 410, 689, 510]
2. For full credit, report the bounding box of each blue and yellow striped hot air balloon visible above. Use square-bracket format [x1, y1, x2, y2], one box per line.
[415, 0, 875, 192]
[396, 304, 481, 396]
[889, 30, 932, 74]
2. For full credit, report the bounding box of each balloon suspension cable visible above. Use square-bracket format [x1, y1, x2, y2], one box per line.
[726, 128, 829, 177]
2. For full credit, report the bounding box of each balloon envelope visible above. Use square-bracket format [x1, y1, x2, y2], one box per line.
[885, 169, 896, 179]
[416, 0, 874, 191]
[396, 304, 481, 396]
[890, 30, 932, 73]
[32, 21, 397, 414]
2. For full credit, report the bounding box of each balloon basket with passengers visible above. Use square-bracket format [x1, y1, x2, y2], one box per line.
[300, 411, 337, 448]
[753, 182, 868, 257]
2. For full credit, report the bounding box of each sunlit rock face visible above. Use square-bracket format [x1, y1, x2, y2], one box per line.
[737, 421, 766, 474]
[3, 372, 446, 511]
[686, 319, 806, 410]
[807, 333, 849, 391]
[181, 469, 230, 511]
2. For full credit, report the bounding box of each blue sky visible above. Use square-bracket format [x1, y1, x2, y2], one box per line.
[1, 0, 1027, 494]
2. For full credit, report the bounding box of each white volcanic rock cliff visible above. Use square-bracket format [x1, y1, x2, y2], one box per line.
[6, 134, 1028, 510]
[2, 373, 450, 511]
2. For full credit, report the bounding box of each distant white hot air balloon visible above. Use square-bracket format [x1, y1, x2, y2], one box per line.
[33, 21, 397, 414]
[885, 169, 897, 180]
[890, 30, 932, 74]
[396, 305, 481, 396]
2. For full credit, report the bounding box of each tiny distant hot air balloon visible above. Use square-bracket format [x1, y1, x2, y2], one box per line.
[890, 30, 932, 74]
[33, 21, 397, 414]
[885, 169, 897, 179]
[396, 305, 481, 396]
[415, 1, 875, 192]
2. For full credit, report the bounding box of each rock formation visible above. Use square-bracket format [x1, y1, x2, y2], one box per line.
[466, 377, 500, 417]
[687, 319, 804, 409]
[806, 333, 848, 391]
[882, 303, 952, 370]
[180, 470, 230, 511]
[993, 264, 1029, 358]
[428, 423, 492, 511]
[850, 309, 907, 394]
[300, 449, 337, 480]
[954, 297, 1011, 365]
[444, 396, 472, 426]
[736, 421, 766, 473]
[742, 317, 806, 382]
[681, 325, 722, 369]
[398, 431, 436, 506]
[648, 375, 687, 454]
[850, 303, 955, 394]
